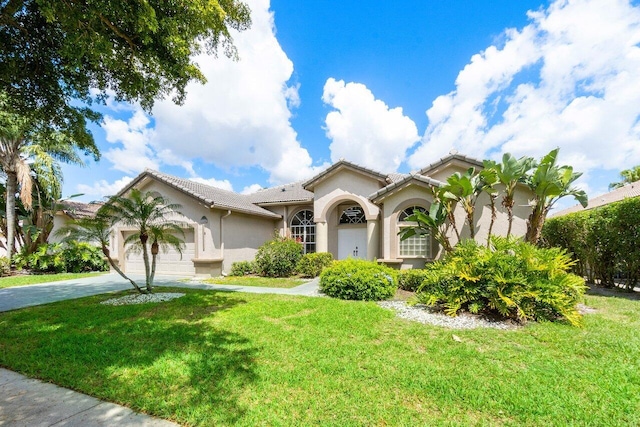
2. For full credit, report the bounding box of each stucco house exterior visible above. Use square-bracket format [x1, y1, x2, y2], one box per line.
[106, 153, 533, 277]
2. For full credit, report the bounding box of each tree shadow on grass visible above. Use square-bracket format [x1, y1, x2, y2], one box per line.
[0, 288, 259, 425]
[586, 283, 640, 301]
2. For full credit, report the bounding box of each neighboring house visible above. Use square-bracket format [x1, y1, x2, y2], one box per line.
[49, 201, 104, 243]
[107, 154, 533, 277]
[552, 181, 640, 217]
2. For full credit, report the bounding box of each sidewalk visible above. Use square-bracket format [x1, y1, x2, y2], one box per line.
[0, 368, 178, 426]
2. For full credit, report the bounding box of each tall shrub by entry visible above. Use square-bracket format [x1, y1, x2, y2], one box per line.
[254, 236, 303, 277]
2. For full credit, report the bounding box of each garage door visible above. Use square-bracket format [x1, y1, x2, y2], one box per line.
[123, 229, 195, 275]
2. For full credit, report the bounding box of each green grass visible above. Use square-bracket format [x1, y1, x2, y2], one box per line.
[201, 275, 306, 288]
[0, 272, 106, 289]
[0, 289, 638, 426]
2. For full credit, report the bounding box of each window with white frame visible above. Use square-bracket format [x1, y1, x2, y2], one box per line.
[398, 206, 431, 257]
[290, 210, 315, 254]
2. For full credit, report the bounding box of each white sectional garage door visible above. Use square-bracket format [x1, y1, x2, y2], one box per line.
[123, 229, 195, 275]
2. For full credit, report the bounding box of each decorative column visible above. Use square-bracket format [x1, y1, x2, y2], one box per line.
[316, 221, 328, 253]
[367, 219, 379, 261]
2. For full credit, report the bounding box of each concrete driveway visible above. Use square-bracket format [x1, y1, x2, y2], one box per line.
[0, 273, 321, 312]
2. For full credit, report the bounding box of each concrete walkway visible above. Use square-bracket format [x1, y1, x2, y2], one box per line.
[0, 273, 320, 425]
[0, 368, 178, 426]
[0, 273, 321, 312]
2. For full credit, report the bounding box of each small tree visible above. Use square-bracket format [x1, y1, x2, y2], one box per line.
[609, 165, 640, 190]
[56, 212, 145, 294]
[103, 189, 185, 293]
[399, 201, 453, 253]
[525, 148, 587, 244]
[442, 168, 481, 239]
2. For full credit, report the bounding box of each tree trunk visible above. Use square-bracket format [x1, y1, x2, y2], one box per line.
[5, 171, 17, 261]
[140, 234, 153, 293]
[101, 246, 146, 294]
[525, 204, 549, 245]
[150, 241, 158, 287]
[486, 197, 497, 247]
[503, 196, 515, 238]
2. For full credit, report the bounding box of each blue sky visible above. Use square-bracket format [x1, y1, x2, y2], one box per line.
[62, 0, 640, 211]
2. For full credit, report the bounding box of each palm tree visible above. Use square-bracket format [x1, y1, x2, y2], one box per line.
[484, 153, 535, 237]
[104, 189, 185, 293]
[525, 148, 588, 244]
[399, 200, 453, 253]
[0, 110, 97, 259]
[442, 168, 481, 239]
[478, 167, 500, 246]
[609, 166, 640, 190]
[55, 212, 146, 294]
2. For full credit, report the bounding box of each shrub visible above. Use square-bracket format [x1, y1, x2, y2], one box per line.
[230, 261, 255, 276]
[62, 242, 109, 273]
[254, 235, 303, 277]
[296, 252, 333, 277]
[13, 242, 108, 274]
[0, 257, 10, 277]
[417, 237, 587, 326]
[398, 269, 429, 292]
[320, 258, 397, 301]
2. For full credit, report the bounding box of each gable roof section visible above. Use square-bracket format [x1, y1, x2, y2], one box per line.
[553, 181, 640, 217]
[418, 153, 484, 176]
[247, 182, 313, 205]
[370, 173, 443, 202]
[302, 159, 389, 191]
[119, 169, 281, 219]
[59, 201, 104, 219]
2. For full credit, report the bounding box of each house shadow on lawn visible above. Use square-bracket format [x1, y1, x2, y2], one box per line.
[0, 288, 258, 425]
[586, 283, 640, 301]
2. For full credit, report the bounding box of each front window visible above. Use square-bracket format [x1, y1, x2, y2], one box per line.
[398, 206, 431, 257]
[291, 210, 315, 254]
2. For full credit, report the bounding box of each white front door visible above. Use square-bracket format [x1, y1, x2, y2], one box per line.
[338, 227, 368, 260]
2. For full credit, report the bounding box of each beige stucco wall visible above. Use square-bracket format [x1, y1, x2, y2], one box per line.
[222, 212, 279, 273]
[110, 179, 279, 277]
[378, 185, 437, 268]
[48, 214, 71, 244]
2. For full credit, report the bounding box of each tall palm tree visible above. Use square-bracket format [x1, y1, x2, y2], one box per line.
[442, 168, 481, 239]
[609, 166, 640, 190]
[525, 148, 588, 244]
[484, 153, 535, 237]
[0, 110, 97, 259]
[55, 212, 145, 294]
[104, 189, 185, 293]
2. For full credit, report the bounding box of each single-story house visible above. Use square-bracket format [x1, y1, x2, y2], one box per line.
[49, 201, 104, 244]
[552, 181, 640, 216]
[106, 153, 533, 277]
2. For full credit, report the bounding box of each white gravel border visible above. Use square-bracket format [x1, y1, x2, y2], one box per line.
[101, 292, 185, 306]
[378, 301, 518, 330]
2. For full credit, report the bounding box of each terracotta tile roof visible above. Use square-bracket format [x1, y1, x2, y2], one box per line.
[553, 181, 640, 216]
[120, 170, 281, 219]
[418, 153, 484, 176]
[369, 173, 444, 201]
[59, 201, 104, 219]
[246, 182, 313, 205]
[387, 173, 409, 183]
[302, 159, 389, 190]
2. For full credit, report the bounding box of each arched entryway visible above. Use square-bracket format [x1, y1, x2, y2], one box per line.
[337, 205, 367, 259]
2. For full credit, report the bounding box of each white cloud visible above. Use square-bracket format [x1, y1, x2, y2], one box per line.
[148, 0, 321, 184]
[323, 78, 419, 172]
[409, 0, 640, 180]
[77, 176, 134, 199]
[241, 183, 264, 194]
[189, 177, 234, 192]
[102, 109, 158, 174]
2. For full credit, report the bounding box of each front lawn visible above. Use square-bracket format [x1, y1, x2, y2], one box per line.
[0, 272, 107, 289]
[201, 276, 306, 288]
[0, 289, 638, 426]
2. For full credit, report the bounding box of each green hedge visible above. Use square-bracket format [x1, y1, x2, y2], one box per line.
[0, 257, 10, 277]
[296, 252, 333, 277]
[417, 237, 586, 326]
[319, 259, 397, 301]
[542, 197, 640, 290]
[229, 261, 255, 276]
